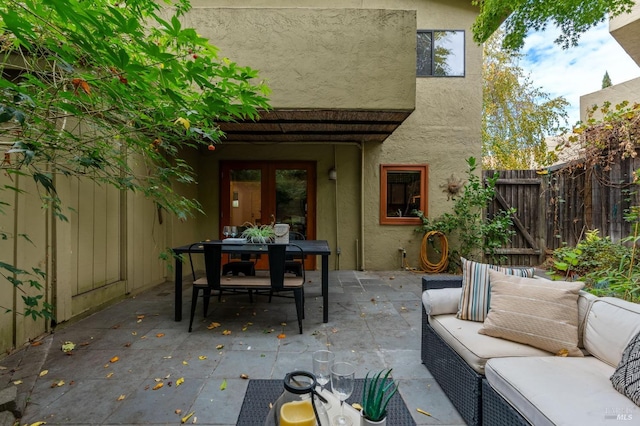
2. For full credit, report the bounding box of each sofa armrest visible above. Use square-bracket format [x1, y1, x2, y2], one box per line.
[422, 274, 463, 292]
[422, 288, 461, 316]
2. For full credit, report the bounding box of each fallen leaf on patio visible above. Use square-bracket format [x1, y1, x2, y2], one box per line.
[242, 327, 247, 331]
[389, 276, 395, 280]
[370, 298, 376, 304]
[176, 377, 185, 387]
[280, 322, 287, 326]
[163, 356, 172, 359]
[39, 370, 48, 377]
[117, 394, 126, 401]
[181, 411, 194, 423]
[140, 335, 147, 339]
[51, 380, 64, 388]
[137, 319, 142, 323]
[28, 422, 47, 426]
[360, 313, 366, 318]
[156, 333, 165, 338]
[220, 379, 227, 390]
[331, 327, 338, 333]
[110, 356, 119, 363]
[31, 341, 42, 347]
[144, 385, 150, 390]
[175, 409, 182, 414]
[192, 416, 197, 423]
[0, 366, 5, 370]
[13, 380, 22, 385]
[106, 372, 114, 378]
[137, 315, 145, 320]
[556, 348, 569, 357]
[351, 403, 362, 410]
[222, 330, 231, 335]
[61, 341, 75, 352]
[277, 333, 286, 339]
[207, 322, 221, 329]
[124, 342, 131, 348]
[416, 408, 432, 417]
[164, 374, 171, 379]
[132, 331, 137, 336]
[216, 344, 224, 350]
[182, 361, 188, 365]
[69, 380, 75, 385]
[112, 324, 121, 329]
[104, 364, 110, 368]
[240, 374, 249, 379]
[154, 378, 162, 382]
[153, 382, 164, 390]
[198, 355, 207, 360]
[400, 306, 407, 311]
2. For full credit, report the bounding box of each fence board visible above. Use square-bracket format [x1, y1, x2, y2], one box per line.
[485, 153, 640, 266]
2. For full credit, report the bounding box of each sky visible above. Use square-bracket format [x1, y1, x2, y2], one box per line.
[519, 20, 640, 127]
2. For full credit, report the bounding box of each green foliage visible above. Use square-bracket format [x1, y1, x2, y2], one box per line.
[0, 0, 270, 319]
[548, 230, 640, 302]
[472, 0, 635, 51]
[602, 71, 612, 89]
[482, 29, 569, 169]
[415, 157, 515, 271]
[361, 369, 398, 422]
[240, 222, 275, 243]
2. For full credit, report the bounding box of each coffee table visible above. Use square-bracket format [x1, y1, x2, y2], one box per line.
[237, 378, 416, 425]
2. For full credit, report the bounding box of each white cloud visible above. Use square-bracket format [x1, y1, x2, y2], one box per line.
[519, 21, 640, 126]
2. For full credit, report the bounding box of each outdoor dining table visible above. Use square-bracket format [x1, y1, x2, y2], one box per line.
[171, 240, 332, 323]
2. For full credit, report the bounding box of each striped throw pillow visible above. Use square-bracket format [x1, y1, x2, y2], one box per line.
[456, 257, 535, 322]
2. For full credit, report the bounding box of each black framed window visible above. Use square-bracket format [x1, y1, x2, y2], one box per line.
[417, 30, 465, 77]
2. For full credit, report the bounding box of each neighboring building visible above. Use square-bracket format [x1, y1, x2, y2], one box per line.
[580, 3, 640, 122]
[0, 1, 482, 353]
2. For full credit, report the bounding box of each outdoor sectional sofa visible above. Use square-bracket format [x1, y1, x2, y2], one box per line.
[421, 273, 640, 426]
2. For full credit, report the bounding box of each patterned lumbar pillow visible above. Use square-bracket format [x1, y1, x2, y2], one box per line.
[457, 257, 535, 322]
[611, 330, 640, 407]
[479, 270, 584, 356]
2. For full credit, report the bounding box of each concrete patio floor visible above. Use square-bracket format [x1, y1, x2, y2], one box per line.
[1, 270, 465, 425]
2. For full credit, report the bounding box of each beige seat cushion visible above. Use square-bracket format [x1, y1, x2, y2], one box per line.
[485, 357, 633, 426]
[429, 314, 550, 374]
[479, 270, 584, 356]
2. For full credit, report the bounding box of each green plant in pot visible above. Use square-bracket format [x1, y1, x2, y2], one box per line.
[361, 369, 398, 425]
[240, 222, 275, 243]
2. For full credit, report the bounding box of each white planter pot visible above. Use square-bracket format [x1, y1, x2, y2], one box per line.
[360, 411, 386, 426]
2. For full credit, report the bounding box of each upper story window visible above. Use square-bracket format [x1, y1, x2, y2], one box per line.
[380, 164, 428, 225]
[416, 30, 465, 77]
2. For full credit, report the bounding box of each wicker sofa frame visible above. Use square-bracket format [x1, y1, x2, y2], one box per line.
[421, 274, 529, 426]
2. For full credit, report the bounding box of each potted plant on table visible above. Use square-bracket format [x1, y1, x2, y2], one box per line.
[360, 369, 398, 425]
[240, 222, 275, 243]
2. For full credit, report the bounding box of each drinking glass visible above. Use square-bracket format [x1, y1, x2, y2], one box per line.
[230, 226, 238, 238]
[312, 350, 335, 409]
[330, 361, 355, 426]
[223, 226, 230, 238]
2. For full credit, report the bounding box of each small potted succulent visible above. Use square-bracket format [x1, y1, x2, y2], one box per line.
[240, 222, 275, 243]
[360, 369, 398, 425]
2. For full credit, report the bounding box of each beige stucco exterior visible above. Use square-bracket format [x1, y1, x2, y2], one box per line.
[0, 0, 482, 355]
[579, 5, 640, 122]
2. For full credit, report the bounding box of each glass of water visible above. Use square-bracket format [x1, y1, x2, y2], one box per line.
[312, 350, 335, 408]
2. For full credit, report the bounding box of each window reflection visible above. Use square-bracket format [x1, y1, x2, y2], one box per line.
[417, 30, 465, 77]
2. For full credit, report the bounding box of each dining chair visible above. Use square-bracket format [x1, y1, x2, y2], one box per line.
[267, 243, 306, 334]
[284, 232, 305, 276]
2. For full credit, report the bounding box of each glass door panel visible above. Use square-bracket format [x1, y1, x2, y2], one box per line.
[221, 161, 316, 271]
[275, 169, 307, 239]
[229, 168, 262, 228]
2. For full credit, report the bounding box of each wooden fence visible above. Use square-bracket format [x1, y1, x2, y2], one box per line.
[484, 155, 640, 266]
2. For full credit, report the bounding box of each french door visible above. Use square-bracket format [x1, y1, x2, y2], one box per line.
[220, 161, 316, 269]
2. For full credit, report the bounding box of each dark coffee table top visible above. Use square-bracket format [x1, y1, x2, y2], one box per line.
[237, 378, 416, 425]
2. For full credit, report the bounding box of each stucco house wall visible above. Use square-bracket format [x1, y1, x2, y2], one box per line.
[0, 0, 482, 354]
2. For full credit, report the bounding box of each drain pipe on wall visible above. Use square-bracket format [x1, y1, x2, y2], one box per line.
[360, 142, 365, 271]
[333, 145, 340, 270]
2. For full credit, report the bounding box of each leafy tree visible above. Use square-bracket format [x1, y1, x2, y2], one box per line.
[472, 0, 635, 50]
[482, 30, 569, 169]
[602, 71, 612, 89]
[0, 0, 270, 318]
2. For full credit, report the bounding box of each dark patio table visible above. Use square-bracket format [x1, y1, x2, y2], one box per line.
[171, 240, 331, 323]
[237, 378, 416, 425]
